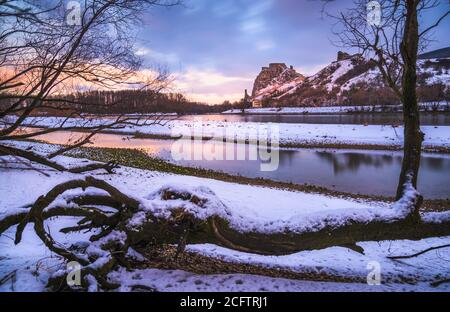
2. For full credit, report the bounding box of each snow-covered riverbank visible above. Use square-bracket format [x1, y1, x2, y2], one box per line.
[222, 103, 450, 115]
[1, 141, 449, 292]
[5, 116, 450, 151]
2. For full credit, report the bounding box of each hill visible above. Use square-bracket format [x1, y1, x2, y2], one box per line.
[251, 48, 450, 107]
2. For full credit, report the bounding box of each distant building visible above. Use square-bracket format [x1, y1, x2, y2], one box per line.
[241, 88, 262, 108]
[252, 99, 263, 108]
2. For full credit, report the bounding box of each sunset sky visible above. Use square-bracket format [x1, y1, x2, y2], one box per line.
[135, 0, 450, 104]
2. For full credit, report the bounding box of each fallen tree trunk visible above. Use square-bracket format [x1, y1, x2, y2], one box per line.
[201, 217, 450, 255]
[1, 176, 449, 290]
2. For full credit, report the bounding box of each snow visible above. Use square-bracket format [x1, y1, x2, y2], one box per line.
[391, 173, 420, 216]
[325, 59, 354, 92]
[109, 267, 448, 292]
[422, 211, 450, 224]
[1, 141, 449, 292]
[417, 59, 450, 85]
[126, 248, 146, 262]
[6, 115, 450, 150]
[186, 236, 450, 285]
[85, 274, 98, 292]
[222, 102, 450, 114]
[254, 75, 305, 100]
[340, 69, 380, 93]
[97, 231, 127, 248]
[2, 261, 447, 292]
[143, 184, 232, 221]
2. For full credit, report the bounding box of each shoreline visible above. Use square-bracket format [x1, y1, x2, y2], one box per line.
[221, 103, 450, 115]
[15, 114, 449, 153]
[131, 131, 450, 153]
[63, 145, 450, 211]
[25, 126, 450, 154]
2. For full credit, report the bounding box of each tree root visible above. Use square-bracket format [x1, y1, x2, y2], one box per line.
[430, 279, 450, 287]
[387, 244, 450, 259]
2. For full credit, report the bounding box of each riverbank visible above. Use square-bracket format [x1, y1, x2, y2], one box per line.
[222, 103, 450, 115]
[130, 132, 450, 153]
[1, 141, 449, 291]
[44, 143, 450, 211]
[12, 116, 450, 152]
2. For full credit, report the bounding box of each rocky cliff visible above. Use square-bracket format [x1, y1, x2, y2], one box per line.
[252, 63, 304, 97]
[251, 49, 450, 107]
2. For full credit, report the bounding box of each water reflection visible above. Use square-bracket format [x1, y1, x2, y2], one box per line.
[174, 113, 450, 126]
[315, 151, 396, 174]
[33, 131, 450, 199]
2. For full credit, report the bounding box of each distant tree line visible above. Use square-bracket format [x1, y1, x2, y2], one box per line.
[0, 89, 245, 116]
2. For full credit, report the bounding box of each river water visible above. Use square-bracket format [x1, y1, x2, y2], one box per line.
[34, 131, 450, 199]
[175, 113, 450, 125]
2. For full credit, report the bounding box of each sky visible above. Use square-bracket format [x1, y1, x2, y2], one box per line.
[134, 0, 450, 104]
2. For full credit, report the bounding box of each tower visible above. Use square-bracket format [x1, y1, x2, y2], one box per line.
[243, 89, 252, 108]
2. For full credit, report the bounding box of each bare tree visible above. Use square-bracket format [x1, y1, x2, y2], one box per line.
[0, 0, 177, 171]
[331, 0, 449, 215]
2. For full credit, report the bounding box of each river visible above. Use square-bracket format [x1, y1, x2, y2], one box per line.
[175, 112, 450, 125]
[34, 131, 450, 199]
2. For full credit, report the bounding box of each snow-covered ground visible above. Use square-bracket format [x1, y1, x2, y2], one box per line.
[222, 103, 450, 115]
[108, 268, 446, 292]
[0, 141, 449, 292]
[4, 115, 450, 150]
